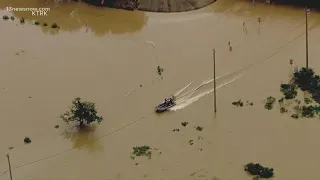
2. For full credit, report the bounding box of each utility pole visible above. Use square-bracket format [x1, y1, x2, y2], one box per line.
[305, 6, 309, 68]
[6, 154, 13, 180]
[213, 49, 217, 113]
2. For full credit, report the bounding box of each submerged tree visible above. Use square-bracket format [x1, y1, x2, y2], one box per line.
[293, 68, 320, 103]
[60, 97, 103, 128]
[293, 67, 315, 91]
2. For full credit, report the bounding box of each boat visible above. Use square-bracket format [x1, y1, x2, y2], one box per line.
[155, 98, 176, 113]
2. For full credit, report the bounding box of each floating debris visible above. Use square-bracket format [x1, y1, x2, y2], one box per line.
[157, 66, 164, 76]
[195, 126, 203, 131]
[198, 136, 203, 140]
[189, 139, 194, 145]
[34, 21, 40, 25]
[20, 17, 25, 24]
[10, 16, 15, 21]
[3, 15, 9, 20]
[232, 100, 253, 107]
[43, 23, 48, 26]
[244, 163, 274, 179]
[173, 128, 180, 132]
[51, 23, 59, 28]
[54, 125, 59, 129]
[24, 137, 32, 144]
[8, 146, 13, 150]
[246, 101, 254, 106]
[181, 121, 188, 127]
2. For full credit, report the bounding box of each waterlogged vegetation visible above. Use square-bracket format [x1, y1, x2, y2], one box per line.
[280, 83, 297, 99]
[232, 99, 253, 107]
[131, 145, 152, 159]
[244, 163, 274, 179]
[266, 68, 320, 118]
[2, 15, 59, 29]
[264, 96, 276, 110]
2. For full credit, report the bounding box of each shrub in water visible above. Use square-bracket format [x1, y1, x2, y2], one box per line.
[132, 145, 152, 159]
[280, 83, 297, 99]
[232, 100, 244, 107]
[24, 137, 31, 144]
[244, 163, 274, 179]
[264, 96, 276, 110]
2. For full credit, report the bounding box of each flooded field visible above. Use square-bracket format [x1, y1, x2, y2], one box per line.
[1, 0, 320, 179]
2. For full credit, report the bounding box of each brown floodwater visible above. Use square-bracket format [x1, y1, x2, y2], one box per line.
[1, 0, 320, 180]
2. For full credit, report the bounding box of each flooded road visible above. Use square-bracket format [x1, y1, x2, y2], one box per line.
[1, 0, 320, 179]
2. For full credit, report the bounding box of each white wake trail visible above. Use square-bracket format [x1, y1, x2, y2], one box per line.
[175, 72, 231, 100]
[174, 81, 194, 97]
[169, 75, 242, 111]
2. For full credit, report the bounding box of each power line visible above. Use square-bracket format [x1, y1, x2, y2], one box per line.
[0, 170, 8, 178]
[1, 68, 162, 170]
[17, 118, 177, 180]
[12, 111, 154, 170]
[2, 76, 160, 155]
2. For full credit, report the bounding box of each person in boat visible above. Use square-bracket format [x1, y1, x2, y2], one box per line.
[164, 97, 172, 105]
[168, 97, 175, 104]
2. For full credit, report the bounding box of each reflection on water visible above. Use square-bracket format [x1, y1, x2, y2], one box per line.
[0, 0, 148, 36]
[61, 125, 102, 152]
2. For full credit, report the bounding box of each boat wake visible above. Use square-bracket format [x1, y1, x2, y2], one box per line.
[169, 72, 242, 111]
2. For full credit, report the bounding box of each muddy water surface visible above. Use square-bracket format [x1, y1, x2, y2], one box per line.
[1, 0, 320, 180]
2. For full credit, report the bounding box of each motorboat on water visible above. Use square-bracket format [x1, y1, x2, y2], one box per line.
[155, 97, 176, 113]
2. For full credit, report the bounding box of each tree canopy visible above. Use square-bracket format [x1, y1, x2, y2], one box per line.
[60, 97, 103, 128]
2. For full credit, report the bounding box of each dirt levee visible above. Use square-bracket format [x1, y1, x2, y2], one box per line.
[138, 0, 216, 12]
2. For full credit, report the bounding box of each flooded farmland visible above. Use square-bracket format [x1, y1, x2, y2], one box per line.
[1, 0, 320, 179]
